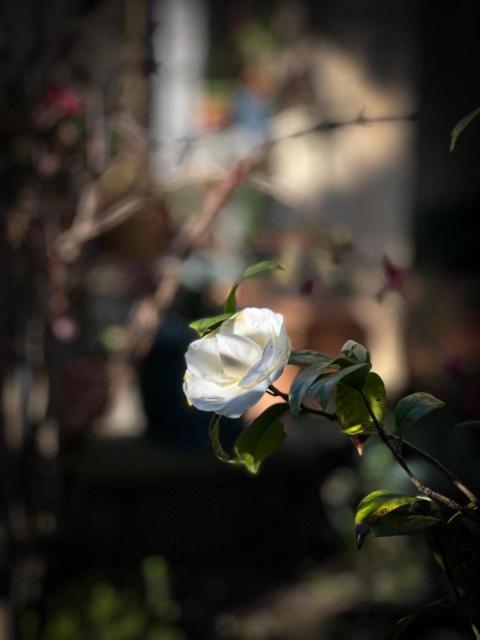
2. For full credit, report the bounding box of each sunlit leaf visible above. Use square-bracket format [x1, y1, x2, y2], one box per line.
[288, 349, 332, 367]
[355, 490, 441, 549]
[234, 403, 289, 474]
[450, 106, 480, 151]
[336, 372, 386, 436]
[189, 313, 233, 336]
[309, 363, 371, 409]
[224, 260, 283, 313]
[394, 392, 445, 435]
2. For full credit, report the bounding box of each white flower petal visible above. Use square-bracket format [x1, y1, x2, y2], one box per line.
[185, 335, 229, 384]
[218, 381, 269, 418]
[223, 307, 279, 349]
[239, 339, 275, 388]
[183, 306, 291, 418]
[183, 370, 236, 412]
[217, 333, 262, 380]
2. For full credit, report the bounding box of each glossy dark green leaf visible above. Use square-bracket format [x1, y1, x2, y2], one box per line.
[208, 415, 239, 465]
[425, 520, 480, 615]
[234, 403, 289, 474]
[388, 599, 453, 639]
[189, 313, 233, 336]
[289, 361, 335, 418]
[340, 340, 370, 364]
[455, 420, 480, 430]
[288, 350, 332, 367]
[355, 490, 441, 549]
[309, 363, 371, 409]
[224, 260, 283, 313]
[394, 392, 445, 435]
[336, 372, 386, 436]
[450, 106, 480, 151]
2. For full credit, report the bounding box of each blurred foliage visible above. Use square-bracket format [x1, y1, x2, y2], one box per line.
[19, 557, 184, 640]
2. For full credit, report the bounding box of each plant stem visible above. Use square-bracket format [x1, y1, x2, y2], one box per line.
[271, 382, 479, 518]
[359, 391, 472, 516]
[391, 435, 479, 506]
[267, 384, 337, 421]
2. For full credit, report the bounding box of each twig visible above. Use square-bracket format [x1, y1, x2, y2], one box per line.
[126, 156, 259, 358]
[391, 435, 479, 506]
[163, 112, 416, 160]
[266, 112, 417, 148]
[93, 110, 413, 356]
[359, 391, 476, 517]
[56, 194, 146, 261]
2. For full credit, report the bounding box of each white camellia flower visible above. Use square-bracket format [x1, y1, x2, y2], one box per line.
[183, 307, 291, 418]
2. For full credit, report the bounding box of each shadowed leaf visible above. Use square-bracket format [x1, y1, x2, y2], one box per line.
[288, 350, 331, 367]
[450, 106, 480, 151]
[208, 416, 239, 465]
[394, 392, 445, 435]
[340, 340, 370, 364]
[289, 361, 335, 417]
[388, 599, 454, 639]
[224, 260, 283, 313]
[309, 363, 371, 409]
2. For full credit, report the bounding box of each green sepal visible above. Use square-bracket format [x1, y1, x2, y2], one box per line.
[189, 313, 234, 337]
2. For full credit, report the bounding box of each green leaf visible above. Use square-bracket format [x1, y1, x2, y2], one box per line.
[234, 403, 289, 474]
[189, 313, 233, 336]
[394, 392, 445, 435]
[224, 260, 283, 313]
[208, 416, 239, 465]
[355, 490, 441, 549]
[336, 372, 386, 436]
[454, 420, 480, 430]
[425, 520, 480, 614]
[289, 361, 334, 418]
[309, 363, 371, 409]
[288, 350, 332, 367]
[450, 106, 480, 151]
[388, 600, 453, 639]
[340, 340, 370, 364]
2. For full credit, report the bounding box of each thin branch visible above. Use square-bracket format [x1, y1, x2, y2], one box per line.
[163, 112, 417, 160]
[359, 391, 476, 517]
[126, 156, 259, 358]
[265, 112, 417, 149]
[134, 111, 414, 351]
[56, 194, 146, 261]
[391, 435, 479, 506]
